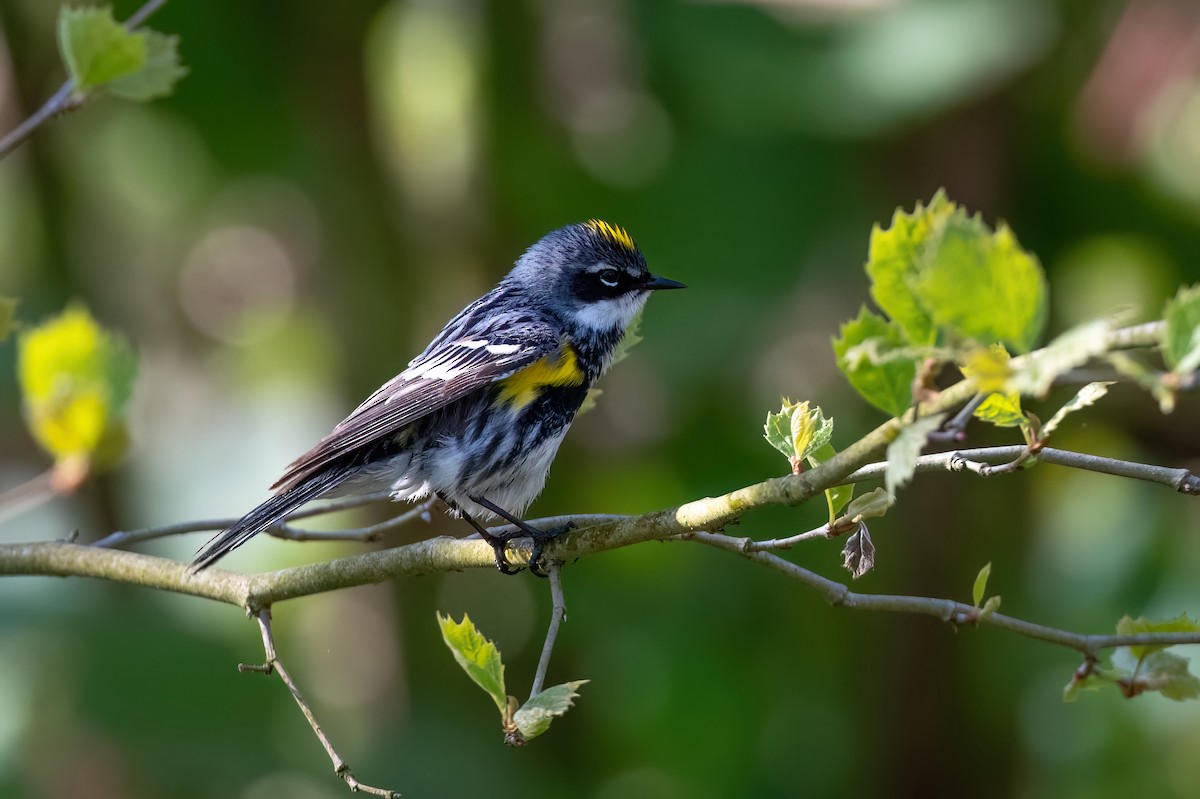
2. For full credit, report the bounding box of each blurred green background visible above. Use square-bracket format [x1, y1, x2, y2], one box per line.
[3, 0, 1200, 796]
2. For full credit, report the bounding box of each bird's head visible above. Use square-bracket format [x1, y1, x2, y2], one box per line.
[509, 220, 685, 334]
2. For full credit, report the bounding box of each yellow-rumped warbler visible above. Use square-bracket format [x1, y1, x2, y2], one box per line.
[191, 220, 683, 574]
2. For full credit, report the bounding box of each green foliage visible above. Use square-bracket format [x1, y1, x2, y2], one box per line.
[763, 401, 852, 524]
[839, 192, 1049, 420]
[763, 399, 833, 463]
[832, 307, 916, 417]
[884, 413, 945, 498]
[972, 563, 991, 608]
[579, 309, 643, 415]
[1161, 283, 1200, 373]
[1040, 382, 1112, 440]
[437, 613, 586, 742]
[811, 443, 854, 523]
[56, 6, 185, 100]
[512, 681, 589, 741]
[961, 345, 1026, 428]
[109, 30, 187, 101]
[913, 216, 1046, 354]
[0, 296, 15, 343]
[58, 7, 146, 91]
[865, 190, 1046, 353]
[1011, 319, 1112, 397]
[17, 304, 136, 470]
[437, 612, 507, 714]
[1064, 615, 1200, 703]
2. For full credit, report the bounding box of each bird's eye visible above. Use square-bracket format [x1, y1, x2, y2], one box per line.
[598, 268, 621, 287]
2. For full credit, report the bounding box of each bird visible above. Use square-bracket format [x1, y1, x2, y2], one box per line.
[190, 220, 684, 575]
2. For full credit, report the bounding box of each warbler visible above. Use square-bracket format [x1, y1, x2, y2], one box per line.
[190, 220, 684, 574]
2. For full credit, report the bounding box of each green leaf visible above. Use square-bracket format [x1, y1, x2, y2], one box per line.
[108, 30, 187, 100]
[1107, 352, 1177, 414]
[844, 487, 890, 520]
[972, 562, 991, 608]
[884, 413, 946, 497]
[1011, 319, 1112, 397]
[58, 7, 147, 92]
[913, 217, 1047, 353]
[512, 680, 588, 741]
[17, 304, 137, 468]
[866, 189, 957, 346]
[833, 307, 918, 417]
[961, 345, 1026, 427]
[1162, 284, 1200, 372]
[763, 400, 832, 462]
[972, 393, 1027, 428]
[979, 595, 1002, 620]
[0, 296, 15, 343]
[1116, 613, 1200, 660]
[1040, 382, 1113, 439]
[437, 612, 507, 714]
[808, 443, 854, 524]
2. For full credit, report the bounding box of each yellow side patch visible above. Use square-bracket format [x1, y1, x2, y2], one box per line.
[498, 343, 585, 410]
[585, 219, 636, 252]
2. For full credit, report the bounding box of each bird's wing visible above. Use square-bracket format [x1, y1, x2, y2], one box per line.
[272, 315, 561, 491]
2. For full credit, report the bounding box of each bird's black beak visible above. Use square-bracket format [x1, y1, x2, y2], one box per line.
[645, 275, 687, 291]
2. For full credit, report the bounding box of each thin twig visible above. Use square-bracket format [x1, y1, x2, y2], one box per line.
[688, 532, 1200, 657]
[928, 393, 985, 443]
[90, 491, 395, 548]
[529, 563, 566, 700]
[239, 610, 400, 798]
[741, 523, 832, 552]
[0, 0, 170, 159]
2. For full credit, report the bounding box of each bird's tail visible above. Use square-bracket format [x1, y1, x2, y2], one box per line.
[189, 468, 351, 572]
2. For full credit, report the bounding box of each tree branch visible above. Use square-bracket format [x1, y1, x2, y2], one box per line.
[687, 531, 1200, 657]
[238, 609, 399, 798]
[529, 563, 566, 700]
[0, 0, 170, 160]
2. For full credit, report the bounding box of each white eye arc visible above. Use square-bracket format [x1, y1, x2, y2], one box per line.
[599, 268, 621, 287]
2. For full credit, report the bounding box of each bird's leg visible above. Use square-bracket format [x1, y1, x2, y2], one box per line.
[457, 508, 524, 575]
[469, 495, 574, 578]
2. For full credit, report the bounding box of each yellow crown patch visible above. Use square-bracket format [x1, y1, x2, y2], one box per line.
[585, 219, 636, 252]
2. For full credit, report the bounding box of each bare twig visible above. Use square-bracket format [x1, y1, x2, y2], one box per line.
[90, 491, 395, 548]
[0, 0, 170, 159]
[239, 610, 399, 798]
[689, 532, 1200, 657]
[529, 563, 567, 700]
[740, 523, 832, 552]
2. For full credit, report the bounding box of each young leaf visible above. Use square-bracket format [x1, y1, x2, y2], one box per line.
[972, 393, 1027, 428]
[808, 443, 854, 523]
[833, 307, 918, 417]
[841, 523, 876, 579]
[866, 189, 957, 346]
[1107, 352, 1177, 414]
[512, 680, 588, 741]
[1115, 613, 1200, 660]
[578, 310, 643, 416]
[1011, 318, 1111, 397]
[961, 345, 1026, 427]
[108, 30, 187, 101]
[1162, 284, 1200, 372]
[437, 613, 507, 714]
[17, 304, 137, 469]
[844, 487, 890, 521]
[764, 400, 833, 463]
[1040, 382, 1113, 439]
[884, 413, 946, 497]
[913, 218, 1047, 354]
[0, 296, 15, 343]
[972, 562, 991, 608]
[58, 7, 147, 92]
[960, 344, 1013, 394]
